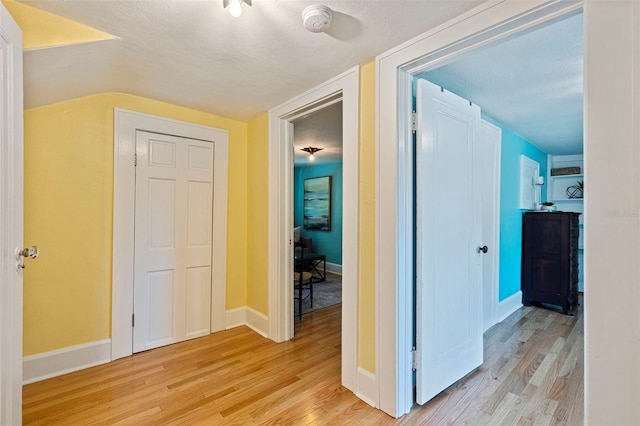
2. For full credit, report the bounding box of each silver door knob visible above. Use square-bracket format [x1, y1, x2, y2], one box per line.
[15, 245, 39, 270]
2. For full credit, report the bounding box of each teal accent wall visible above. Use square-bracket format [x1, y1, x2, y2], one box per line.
[294, 162, 343, 265]
[484, 115, 549, 301]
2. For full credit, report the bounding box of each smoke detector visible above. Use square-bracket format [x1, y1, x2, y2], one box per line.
[302, 5, 333, 33]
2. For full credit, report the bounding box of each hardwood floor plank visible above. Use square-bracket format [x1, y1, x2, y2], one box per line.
[23, 301, 584, 425]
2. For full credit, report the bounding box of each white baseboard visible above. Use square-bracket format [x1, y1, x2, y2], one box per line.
[225, 307, 246, 329]
[356, 367, 377, 408]
[326, 262, 342, 275]
[23, 339, 111, 385]
[226, 307, 269, 338]
[246, 307, 269, 338]
[497, 291, 523, 323]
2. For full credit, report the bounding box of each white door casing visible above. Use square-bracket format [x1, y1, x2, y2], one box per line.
[0, 3, 23, 424]
[268, 67, 359, 395]
[376, 0, 584, 416]
[133, 132, 214, 352]
[415, 79, 483, 404]
[113, 109, 228, 360]
[480, 120, 501, 332]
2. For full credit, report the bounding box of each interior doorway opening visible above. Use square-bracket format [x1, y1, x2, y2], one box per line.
[268, 66, 359, 394]
[376, 1, 586, 417]
[291, 101, 344, 325]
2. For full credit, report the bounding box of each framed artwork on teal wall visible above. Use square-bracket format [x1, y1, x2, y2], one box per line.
[303, 176, 331, 231]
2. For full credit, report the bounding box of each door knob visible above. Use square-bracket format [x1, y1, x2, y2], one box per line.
[478, 245, 488, 254]
[15, 245, 39, 270]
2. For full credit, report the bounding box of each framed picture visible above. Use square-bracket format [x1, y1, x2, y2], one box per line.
[304, 176, 331, 231]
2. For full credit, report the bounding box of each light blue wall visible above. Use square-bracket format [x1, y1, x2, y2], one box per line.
[294, 162, 343, 265]
[485, 116, 549, 301]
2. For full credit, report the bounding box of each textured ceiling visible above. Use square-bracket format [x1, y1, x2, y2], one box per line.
[293, 101, 342, 166]
[21, 0, 482, 121]
[420, 12, 583, 155]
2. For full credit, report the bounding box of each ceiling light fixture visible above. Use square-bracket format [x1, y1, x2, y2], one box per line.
[301, 146, 323, 160]
[223, 0, 251, 17]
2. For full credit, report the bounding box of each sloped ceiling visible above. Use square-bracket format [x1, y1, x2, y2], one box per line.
[20, 0, 483, 121]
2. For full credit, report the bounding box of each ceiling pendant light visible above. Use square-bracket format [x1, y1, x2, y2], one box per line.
[301, 146, 323, 160]
[223, 0, 251, 17]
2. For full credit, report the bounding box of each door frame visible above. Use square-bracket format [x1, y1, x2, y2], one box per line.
[268, 66, 359, 394]
[375, 0, 584, 417]
[0, 3, 23, 423]
[112, 109, 229, 360]
[480, 119, 501, 333]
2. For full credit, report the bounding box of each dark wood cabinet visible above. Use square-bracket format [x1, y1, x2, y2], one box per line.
[521, 212, 580, 315]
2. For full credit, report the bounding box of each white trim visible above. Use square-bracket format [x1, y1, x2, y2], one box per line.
[497, 291, 523, 323]
[481, 119, 502, 332]
[0, 5, 23, 424]
[226, 308, 246, 329]
[268, 67, 360, 394]
[356, 368, 378, 408]
[112, 109, 228, 360]
[22, 340, 111, 385]
[246, 307, 269, 338]
[225, 307, 269, 338]
[325, 262, 342, 275]
[375, 0, 584, 417]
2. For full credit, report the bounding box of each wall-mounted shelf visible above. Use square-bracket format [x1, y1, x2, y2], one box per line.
[547, 156, 584, 202]
[547, 154, 584, 292]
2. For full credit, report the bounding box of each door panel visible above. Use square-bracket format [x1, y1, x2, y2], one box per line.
[415, 79, 483, 405]
[480, 121, 501, 332]
[134, 131, 214, 352]
[0, 4, 23, 423]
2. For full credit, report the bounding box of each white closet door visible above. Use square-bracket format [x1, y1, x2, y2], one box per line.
[415, 79, 484, 405]
[133, 131, 214, 352]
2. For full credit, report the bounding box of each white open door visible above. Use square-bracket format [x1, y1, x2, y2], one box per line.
[480, 120, 501, 332]
[0, 3, 23, 424]
[133, 131, 214, 352]
[415, 79, 484, 404]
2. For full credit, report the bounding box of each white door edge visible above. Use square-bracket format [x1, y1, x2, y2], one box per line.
[375, 0, 584, 417]
[268, 66, 360, 395]
[0, 3, 23, 424]
[481, 119, 501, 332]
[112, 109, 228, 360]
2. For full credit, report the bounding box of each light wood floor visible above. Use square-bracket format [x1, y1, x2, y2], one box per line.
[23, 300, 583, 425]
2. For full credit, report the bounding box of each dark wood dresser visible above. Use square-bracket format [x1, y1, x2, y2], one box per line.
[521, 211, 580, 315]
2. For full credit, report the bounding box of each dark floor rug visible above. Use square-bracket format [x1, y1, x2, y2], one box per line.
[294, 275, 342, 317]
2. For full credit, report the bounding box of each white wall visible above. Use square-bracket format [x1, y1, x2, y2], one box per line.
[585, 1, 640, 424]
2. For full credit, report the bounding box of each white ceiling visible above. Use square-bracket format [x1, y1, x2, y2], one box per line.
[21, 0, 483, 122]
[420, 12, 584, 155]
[293, 101, 342, 166]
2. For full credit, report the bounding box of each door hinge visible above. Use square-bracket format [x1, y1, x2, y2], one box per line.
[411, 111, 417, 134]
[132, 313, 135, 327]
[134, 153, 137, 166]
[412, 346, 418, 371]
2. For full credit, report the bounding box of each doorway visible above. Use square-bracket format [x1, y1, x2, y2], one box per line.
[376, 1, 587, 417]
[111, 109, 229, 360]
[291, 102, 344, 322]
[268, 66, 359, 395]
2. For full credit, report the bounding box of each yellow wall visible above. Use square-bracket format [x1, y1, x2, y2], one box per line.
[23, 73, 378, 373]
[2, 0, 116, 50]
[23, 93, 248, 355]
[246, 114, 269, 314]
[358, 62, 376, 373]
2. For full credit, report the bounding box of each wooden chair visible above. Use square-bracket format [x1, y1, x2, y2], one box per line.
[294, 241, 313, 319]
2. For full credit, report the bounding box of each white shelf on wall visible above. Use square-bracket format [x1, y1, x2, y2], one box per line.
[547, 154, 584, 293]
